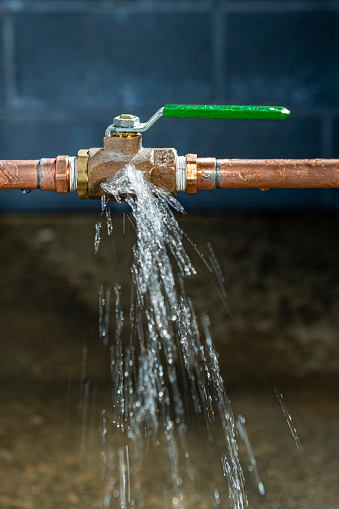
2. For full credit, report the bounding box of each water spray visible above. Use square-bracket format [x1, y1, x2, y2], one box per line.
[1, 104, 338, 198]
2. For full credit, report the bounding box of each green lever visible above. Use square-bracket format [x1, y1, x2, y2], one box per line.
[106, 103, 291, 136]
[163, 104, 290, 121]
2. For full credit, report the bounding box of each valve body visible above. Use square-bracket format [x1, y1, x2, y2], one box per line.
[84, 134, 177, 199]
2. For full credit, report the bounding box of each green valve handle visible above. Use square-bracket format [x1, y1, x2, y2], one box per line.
[163, 104, 290, 121]
[106, 104, 290, 135]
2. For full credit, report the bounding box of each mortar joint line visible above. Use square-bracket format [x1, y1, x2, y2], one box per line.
[220, 1, 339, 13]
[0, 0, 338, 13]
[0, 1, 213, 14]
[2, 13, 17, 108]
[212, 3, 225, 103]
[320, 115, 334, 159]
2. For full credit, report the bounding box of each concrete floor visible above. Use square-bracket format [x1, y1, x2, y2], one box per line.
[0, 212, 338, 508]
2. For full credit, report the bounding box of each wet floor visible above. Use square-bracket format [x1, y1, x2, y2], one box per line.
[1, 213, 338, 508]
[1, 381, 338, 509]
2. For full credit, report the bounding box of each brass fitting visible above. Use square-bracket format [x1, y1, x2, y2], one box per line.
[77, 149, 89, 199]
[77, 134, 177, 199]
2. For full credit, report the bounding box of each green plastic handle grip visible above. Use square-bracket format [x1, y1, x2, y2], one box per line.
[163, 104, 290, 121]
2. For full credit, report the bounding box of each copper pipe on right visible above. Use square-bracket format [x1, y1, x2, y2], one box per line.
[185, 155, 339, 192]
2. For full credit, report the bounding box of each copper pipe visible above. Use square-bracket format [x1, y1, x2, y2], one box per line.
[189, 157, 339, 192]
[2, 151, 339, 197]
[0, 157, 71, 193]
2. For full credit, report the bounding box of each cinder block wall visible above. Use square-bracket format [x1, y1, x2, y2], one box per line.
[0, 0, 338, 210]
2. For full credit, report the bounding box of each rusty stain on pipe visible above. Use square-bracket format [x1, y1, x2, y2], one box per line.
[187, 157, 339, 192]
[197, 158, 217, 191]
[0, 157, 71, 192]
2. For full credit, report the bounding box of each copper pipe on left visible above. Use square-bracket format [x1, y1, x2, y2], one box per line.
[0, 156, 73, 193]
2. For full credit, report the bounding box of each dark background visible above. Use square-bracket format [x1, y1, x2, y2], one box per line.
[0, 4, 339, 507]
[0, 0, 338, 211]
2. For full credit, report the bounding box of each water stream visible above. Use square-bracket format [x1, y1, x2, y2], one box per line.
[95, 163, 248, 508]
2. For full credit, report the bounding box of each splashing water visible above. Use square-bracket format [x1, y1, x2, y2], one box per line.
[236, 415, 265, 496]
[97, 163, 247, 508]
[274, 387, 301, 449]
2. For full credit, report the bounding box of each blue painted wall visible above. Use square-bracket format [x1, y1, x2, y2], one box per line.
[0, 0, 338, 211]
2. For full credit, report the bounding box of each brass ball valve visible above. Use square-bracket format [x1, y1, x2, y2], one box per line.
[1, 104, 339, 198]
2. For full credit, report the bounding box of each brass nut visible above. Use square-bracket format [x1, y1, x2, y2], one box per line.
[77, 149, 89, 199]
[56, 155, 70, 193]
[186, 154, 198, 193]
